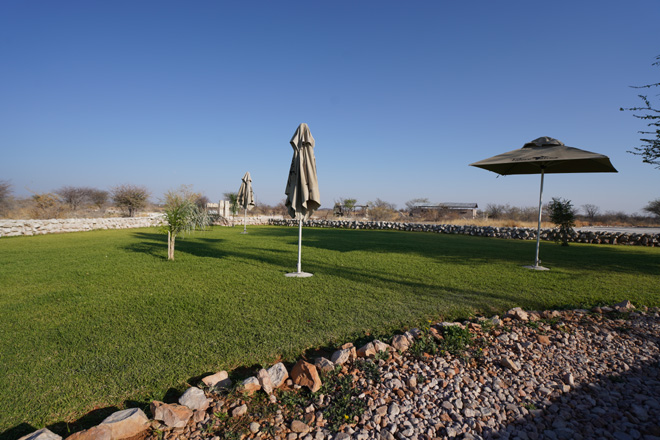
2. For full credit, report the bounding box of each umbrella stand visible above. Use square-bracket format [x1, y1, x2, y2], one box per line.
[524, 167, 550, 271]
[286, 217, 313, 277]
[241, 208, 248, 234]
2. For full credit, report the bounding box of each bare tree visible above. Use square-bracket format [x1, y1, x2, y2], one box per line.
[88, 189, 109, 211]
[111, 184, 150, 217]
[367, 198, 397, 221]
[643, 199, 660, 217]
[582, 204, 600, 222]
[56, 186, 89, 211]
[0, 180, 12, 215]
[31, 193, 63, 219]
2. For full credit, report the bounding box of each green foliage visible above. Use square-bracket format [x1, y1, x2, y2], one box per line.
[355, 358, 381, 384]
[621, 55, 660, 169]
[643, 199, 660, 217]
[409, 332, 438, 359]
[438, 325, 473, 356]
[318, 367, 367, 431]
[224, 192, 239, 216]
[548, 197, 576, 246]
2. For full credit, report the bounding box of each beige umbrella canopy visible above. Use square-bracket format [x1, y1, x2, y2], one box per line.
[470, 137, 617, 270]
[237, 171, 255, 234]
[285, 123, 320, 277]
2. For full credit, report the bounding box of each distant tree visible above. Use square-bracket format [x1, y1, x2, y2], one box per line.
[582, 204, 600, 222]
[367, 198, 397, 221]
[548, 198, 576, 246]
[195, 194, 210, 211]
[162, 185, 210, 261]
[405, 198, 430, 214]
[643, 198, 660, 217]
[56, 186, 90, 211]
[0, 180, 12, 215]
[88, 189, 109, 211]
[485, 203, 507, 219]
[621, 55, 660, 169]
[31, 192, 62, 219]
[339, 198, 357, 216]
[111, 184, 150, 217]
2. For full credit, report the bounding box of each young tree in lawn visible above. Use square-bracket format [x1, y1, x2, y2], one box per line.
[548, 197, 576, 246]
[162, 185, 210, 261]
[621, 55, 660, 169]
[111, 184, 150, 217]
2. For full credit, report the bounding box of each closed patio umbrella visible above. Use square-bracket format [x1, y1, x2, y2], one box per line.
[237, 171, 255, 234]
[285, 123, 320, 277]
[470, 136, 617, 270]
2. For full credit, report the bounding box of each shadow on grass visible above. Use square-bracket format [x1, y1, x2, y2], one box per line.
[125, 232, 228, 260]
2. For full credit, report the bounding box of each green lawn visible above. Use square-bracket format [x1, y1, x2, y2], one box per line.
[1, 225, 659, 438]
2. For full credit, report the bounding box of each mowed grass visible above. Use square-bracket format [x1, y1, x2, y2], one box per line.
[1, 225, 659, 436]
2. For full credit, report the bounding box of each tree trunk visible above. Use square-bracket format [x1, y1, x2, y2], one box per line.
[168, 231, 176, 260]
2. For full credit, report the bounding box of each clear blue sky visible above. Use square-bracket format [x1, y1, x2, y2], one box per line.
[1, 1, 659, 214]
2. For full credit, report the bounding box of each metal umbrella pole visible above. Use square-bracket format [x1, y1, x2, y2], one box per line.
[242, 208, 248, 234]
[297, 217, 303, 273]
[526, 167, 549, 270]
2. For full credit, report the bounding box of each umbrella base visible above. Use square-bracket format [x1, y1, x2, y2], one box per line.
[285, 271, 313, 278]
[523, 265, 550, 271]
[241, 231, 248, 234]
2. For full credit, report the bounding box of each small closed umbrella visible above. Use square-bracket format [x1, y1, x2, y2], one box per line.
[470, 136, 617, 270]
[285, 123, 321, 277]
[237, 171, 255, 234]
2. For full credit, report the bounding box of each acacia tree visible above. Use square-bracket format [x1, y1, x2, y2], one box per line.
[111, 184, 150, 217]
[0, 180, 12, 216]
[56, 186, 89, 211]
[621, 55, 660, 169]
[162, 185, 210, 260]
[548, 197, 576, 246]
[339, 198, 357, 216]
[643, 199, 660, 217]
[582, 204, 600, 222]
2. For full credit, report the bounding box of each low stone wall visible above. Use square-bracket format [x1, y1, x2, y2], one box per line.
[268, 219, 660, 247]
[0, 216, 165, 237]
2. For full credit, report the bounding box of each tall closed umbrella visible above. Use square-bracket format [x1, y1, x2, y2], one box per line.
[285, 123, 321, 277]
[470, 137, 617, 270]
[237, 171, 255, 234]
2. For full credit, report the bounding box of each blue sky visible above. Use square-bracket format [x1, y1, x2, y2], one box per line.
[1, 1, 659, 214]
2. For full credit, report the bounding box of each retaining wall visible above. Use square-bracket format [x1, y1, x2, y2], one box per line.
[0, 216, 166, 237]
[268, 219, 660, 247]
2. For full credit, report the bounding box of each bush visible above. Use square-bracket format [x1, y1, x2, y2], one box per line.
[548, 197, 576, 246]
[111, 184, 150, 217]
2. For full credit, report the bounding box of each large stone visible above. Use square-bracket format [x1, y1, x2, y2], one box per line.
[613, 300, 635, 310]
[330, 348, 352, 365]
[18, 429, 62, 440]
[179, 387, 211, 411]
[100, 408, 150, 440]
[202, 371, 232, 390]
[150, 401, 193, 428]
[258, 368, 274, 394]
[505, 307, 529, 321]
[241, 376, 261, 395]
[232, 404, 248, 417]
[65, 425, 112, 440]
[314, 357, 335, 373]
[291, 360, 322, 392]
[372, 340, 391, 353]
[357, 342, 376, 357]
[291, 420, 311, 434]
[268, 362, 289, 388]
[391, 335, 411, 352]
[499, 357, 521, 372]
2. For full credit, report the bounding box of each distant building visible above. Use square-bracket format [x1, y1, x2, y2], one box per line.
[411, 203, 478, 219]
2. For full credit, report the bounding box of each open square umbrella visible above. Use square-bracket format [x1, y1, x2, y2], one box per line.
[237, 171, 255, 234]
[284, 123, 320, 277]
[470, 136, 617, 270]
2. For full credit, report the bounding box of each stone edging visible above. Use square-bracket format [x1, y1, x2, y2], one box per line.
[17, 301, 657, 440]
[268, 219, 660, 247]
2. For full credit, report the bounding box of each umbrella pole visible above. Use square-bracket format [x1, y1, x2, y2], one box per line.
[297, 217, 303, 273]
[526, 168, 549, 270]
[243, 208, 247, 233]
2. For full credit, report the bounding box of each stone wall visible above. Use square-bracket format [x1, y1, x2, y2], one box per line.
[268, 219, 660, 247]
[0, 216, 165, 237]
